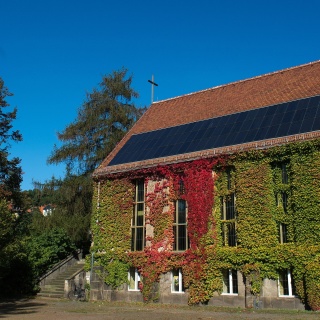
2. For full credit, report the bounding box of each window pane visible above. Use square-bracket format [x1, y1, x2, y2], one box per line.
[178, 200, 186, 223]
[129, 268, 136, 290]
[228, 222, 236, 247]
[172, 269, 179, 292]
[136, 227, 144, 251]
[279, 270, 289, 295]
[137, 180, 144, 202]
[280, 223, 288, 244]
[178, 225, 187, 251]
[137, 203, 144, 226]
[173, 226, 177, 250]
[132, 212, 135, 228]
[226, 194, 235, 220]
[222, 270, 230, 293]
[131, 229, 135, 251]
[232, 270, 238, 294]
[220, 196, 224, 220]
[282, 224, 288, 243]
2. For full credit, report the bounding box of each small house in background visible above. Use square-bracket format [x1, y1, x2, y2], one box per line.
[90, 61, 320, 310]
[39, 204, 54, 217]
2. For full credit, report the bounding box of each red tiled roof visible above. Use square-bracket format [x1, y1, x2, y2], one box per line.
[94, 60, 320, 177]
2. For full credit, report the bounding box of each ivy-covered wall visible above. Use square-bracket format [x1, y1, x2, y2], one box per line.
[90, 140, 320, 310]
[91, 178, 134, 288]
[291, 150, 320, 244]
[235, 160, 278, 249]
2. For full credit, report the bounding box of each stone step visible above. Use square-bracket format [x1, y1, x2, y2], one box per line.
[43, 284, 64, 290]
[40, 290, 64, 296]
[37, 292, 64, 298]
[44, 283, 65, 289]
[45, 264, 85, 282]
[39, 261, 86, 298]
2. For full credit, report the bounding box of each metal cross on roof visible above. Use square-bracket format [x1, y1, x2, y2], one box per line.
[148, 75, 158, 104]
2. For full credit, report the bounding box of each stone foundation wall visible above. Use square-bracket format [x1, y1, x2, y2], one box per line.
[89, 267, 305, 310]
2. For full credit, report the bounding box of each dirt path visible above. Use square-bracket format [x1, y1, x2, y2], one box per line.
[0, 297, 319, 320]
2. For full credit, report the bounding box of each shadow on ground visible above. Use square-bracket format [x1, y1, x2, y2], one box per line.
[0, 299, 47, 318]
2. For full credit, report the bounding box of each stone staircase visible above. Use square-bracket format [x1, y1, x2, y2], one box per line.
[38, 260, 85, 298]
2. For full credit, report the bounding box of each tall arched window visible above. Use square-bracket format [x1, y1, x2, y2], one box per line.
[131, 179, 145, 251]
[173, 199, 189, 251]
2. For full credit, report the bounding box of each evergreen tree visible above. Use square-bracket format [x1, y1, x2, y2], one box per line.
[0, 77, 23, 205]
[48, 68, 144, 174]
[45, 68, 145, 250]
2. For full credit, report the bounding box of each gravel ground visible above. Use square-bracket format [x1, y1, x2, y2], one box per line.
[0, 297, 319, 320]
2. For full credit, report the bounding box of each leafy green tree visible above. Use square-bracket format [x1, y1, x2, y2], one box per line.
[30, 175, 92, 248]
[27, 228, 76, 278]
[47, 174, 92, 246]
[0, 199, 35, 297]
[29, 177, 62, 206]
[0, 237, 33, 297]
[0, 199, 15, 250]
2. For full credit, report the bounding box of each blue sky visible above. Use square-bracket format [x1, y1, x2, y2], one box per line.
[1, 0, 319, 190]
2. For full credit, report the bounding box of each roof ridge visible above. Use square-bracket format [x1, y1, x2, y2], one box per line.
[153, 60, 320, 104]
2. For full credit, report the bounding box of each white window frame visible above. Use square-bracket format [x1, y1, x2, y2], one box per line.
[128, 267, 141, 291]
[222, 269, 238, 295]
[278, 269, 294, 297]
[171, 268, 184, 293]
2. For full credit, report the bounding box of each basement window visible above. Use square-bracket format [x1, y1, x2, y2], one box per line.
[222, 269, 238, 295]
[128, 267, 141, 291]
[171, 268, 184, 293]
[278, 269, 295, 297]
[279, 269, 295, 297]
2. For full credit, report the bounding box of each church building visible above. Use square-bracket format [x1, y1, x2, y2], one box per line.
[91, 61, 320, 310]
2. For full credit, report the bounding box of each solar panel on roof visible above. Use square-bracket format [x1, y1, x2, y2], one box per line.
[108, 95, 320, 166]
[312, 117, 320, 131]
